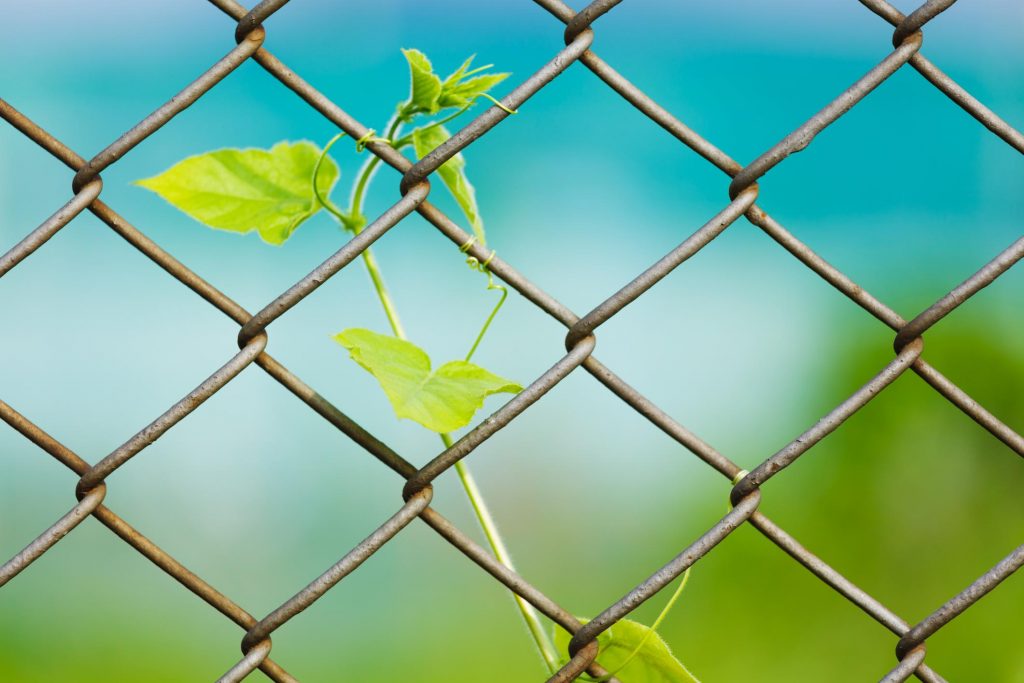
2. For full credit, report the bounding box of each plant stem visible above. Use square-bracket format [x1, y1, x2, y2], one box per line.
[349, 154, 383, 222]
[390, 95, 515, 151]
[348, 115, 404, 221]
[391, 103, 472, 149]
[359, 247, 405, 339]
[316, 127, 407, 339]
[321, 115, 560, 673]
[453, 314, 560, 672]
[345, 121, 406, 338]
[444, 434, 562, 674]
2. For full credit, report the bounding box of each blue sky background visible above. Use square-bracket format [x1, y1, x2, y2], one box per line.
[2, 1, 1022, 681]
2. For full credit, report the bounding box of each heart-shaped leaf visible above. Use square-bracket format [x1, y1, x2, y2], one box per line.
[136, 141, 338, 245]
[554, 619, 700, 683]
[335, 328, 521, 433]
[412, 123, 485, 244]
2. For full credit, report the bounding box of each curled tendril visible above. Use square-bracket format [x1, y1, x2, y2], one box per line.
[460, 235, 496, 272]
[313, 132, 349, 225]
[354, 128, 392, 152]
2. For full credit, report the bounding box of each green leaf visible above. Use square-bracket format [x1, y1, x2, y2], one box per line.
[441, 55, 479, 86]
[401, 48, 443, 117]
[412, 124, 485, 244]
[136, 141, 338, 245]
[437, 54, 509, 109]
[438, 72, 511, 109]
[554, 619, 700, 683]
[334, 328, 521, 433]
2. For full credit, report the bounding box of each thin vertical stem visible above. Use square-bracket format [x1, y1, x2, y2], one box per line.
[318, 116, 560, 674]
[314, 132, 404, 339]
[359, 246, 405, 339]
[445, 434, 562, 674]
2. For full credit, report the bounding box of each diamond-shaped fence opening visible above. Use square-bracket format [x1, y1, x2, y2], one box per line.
[2, 0, 1023, 681]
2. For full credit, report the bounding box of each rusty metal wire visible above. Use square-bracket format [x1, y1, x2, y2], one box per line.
[2, 0, 1022, 681]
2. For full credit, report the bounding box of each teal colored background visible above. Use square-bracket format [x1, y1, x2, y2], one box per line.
[1, 1, 1022, 681]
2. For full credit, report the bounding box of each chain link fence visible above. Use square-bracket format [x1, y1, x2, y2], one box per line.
[2, 0, 1022, 680]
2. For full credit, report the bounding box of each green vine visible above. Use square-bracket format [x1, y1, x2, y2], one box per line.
[135, 47, 698, 682]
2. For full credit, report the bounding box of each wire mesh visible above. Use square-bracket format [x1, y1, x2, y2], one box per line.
[2, 0, 1023, 681]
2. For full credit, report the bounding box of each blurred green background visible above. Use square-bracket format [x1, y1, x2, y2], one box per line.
[2, 0, 1022, 680]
